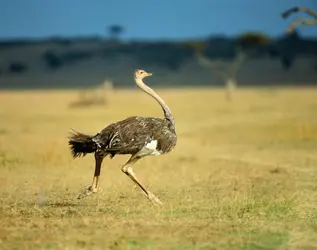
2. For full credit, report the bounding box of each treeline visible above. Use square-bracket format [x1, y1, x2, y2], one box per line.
[1, 32, 316, 75]
[0, 32, 316, 89]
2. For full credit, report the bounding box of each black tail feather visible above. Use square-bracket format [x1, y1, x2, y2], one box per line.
[68, 130, 97, 158]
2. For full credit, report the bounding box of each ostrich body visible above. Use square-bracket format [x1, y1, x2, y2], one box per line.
[68, 70, 177, 205]
[281, 6, 317, 33]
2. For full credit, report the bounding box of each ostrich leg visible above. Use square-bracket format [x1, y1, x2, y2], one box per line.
[121, 156, 163, 205]
[78, 152, 104, 199]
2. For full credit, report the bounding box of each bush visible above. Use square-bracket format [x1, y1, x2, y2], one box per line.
[8, 62, 27, 74]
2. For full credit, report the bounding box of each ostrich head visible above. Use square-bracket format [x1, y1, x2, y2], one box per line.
[134, 69, 152, 80]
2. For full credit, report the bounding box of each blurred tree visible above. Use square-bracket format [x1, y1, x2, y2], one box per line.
[42, 50, 63, 70]
[196, 49, 246, 102]
[107, 25, 124, 41]
[277, 31, 300, 71]
[236, 32, 270, 50]
[191, 32, 270, 102]
[281, 6, 317, 34]
[280, 7, 317, 72]
[281, 56, 293, 70]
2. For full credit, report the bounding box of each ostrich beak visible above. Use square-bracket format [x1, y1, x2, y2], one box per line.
[146, 72, 153, 77]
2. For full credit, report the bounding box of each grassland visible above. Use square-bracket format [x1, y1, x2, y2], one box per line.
[0, 87, 317, 250]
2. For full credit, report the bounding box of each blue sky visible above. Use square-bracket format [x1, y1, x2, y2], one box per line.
[1, 0, 317, 40]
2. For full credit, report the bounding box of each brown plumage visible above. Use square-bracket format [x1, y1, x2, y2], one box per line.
[68, 69, 177, 205]
[281, 6, 317, 34]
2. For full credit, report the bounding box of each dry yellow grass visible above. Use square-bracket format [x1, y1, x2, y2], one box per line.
[0, 87, 317, 249]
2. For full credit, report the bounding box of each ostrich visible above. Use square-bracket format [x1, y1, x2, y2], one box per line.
[68, 69, 177, 205]
[281, 6, 317, 33]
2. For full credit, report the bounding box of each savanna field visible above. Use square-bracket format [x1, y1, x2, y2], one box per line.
[0, 87, 317, 249]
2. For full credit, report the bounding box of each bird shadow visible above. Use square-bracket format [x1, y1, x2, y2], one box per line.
[44, 201, 79, 208]
[32, 200, 80, 208]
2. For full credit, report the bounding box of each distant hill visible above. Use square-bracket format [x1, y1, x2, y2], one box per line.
[0, 34, 316, 89]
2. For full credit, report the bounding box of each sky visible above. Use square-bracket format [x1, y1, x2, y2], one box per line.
[1, 0, 317, 40]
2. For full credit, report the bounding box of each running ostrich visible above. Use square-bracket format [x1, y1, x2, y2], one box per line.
[68, 69, 177, 205]
[282, 6, 317, 33]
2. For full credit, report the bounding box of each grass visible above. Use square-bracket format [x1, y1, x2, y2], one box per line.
[0, 87, 317, 249]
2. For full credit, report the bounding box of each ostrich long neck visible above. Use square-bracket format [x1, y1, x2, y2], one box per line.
[135, 78, 175, 129]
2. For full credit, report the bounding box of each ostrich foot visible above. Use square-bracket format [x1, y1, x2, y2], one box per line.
[147, 191, 163, 206]
[77, 185, 98, 199]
